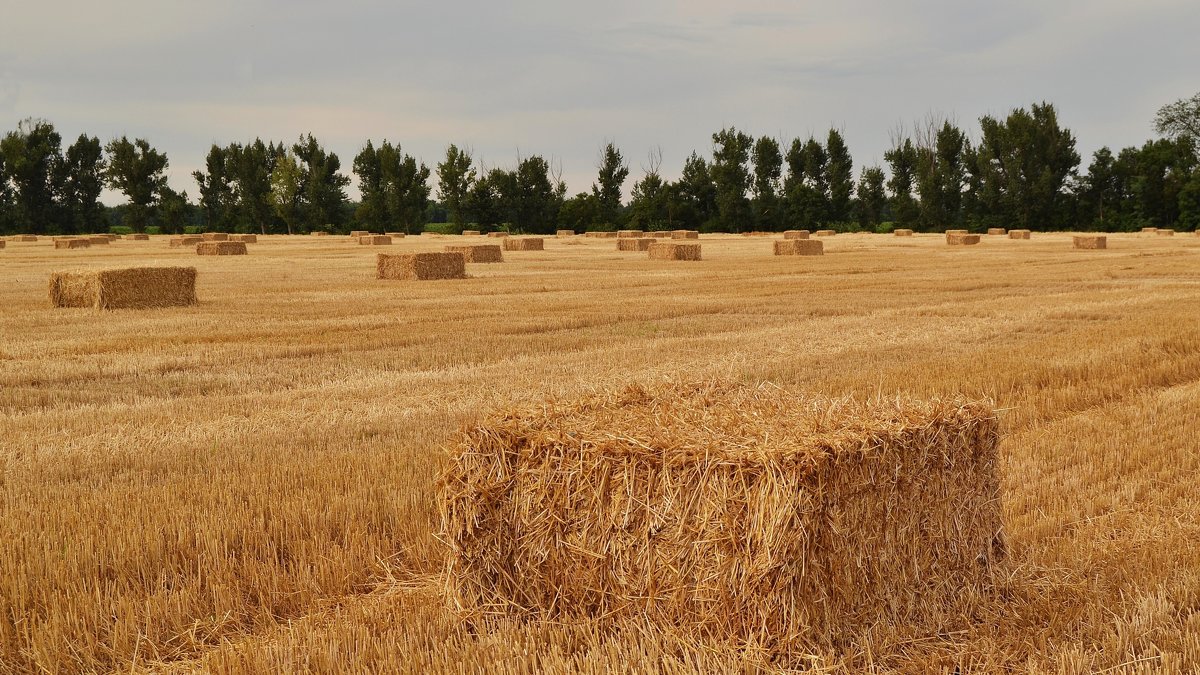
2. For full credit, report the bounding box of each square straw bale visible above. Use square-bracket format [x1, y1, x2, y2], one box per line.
[946, 233, 981, 245]
[54, 238, 91, 249]
[350, 230, 371, 237]
[196, 241, 248, 255]
[461, 230, 481, 236]
[774, 239, 824, 256]
[893, 229, 914, 236]
[487, 231, 509, 238]
[230, 234, 257, 243]
[648, 241, 702, 260]
[124, 234, 150, 241]
[358, 235, 393, 245]
[169, 236, 203, 247]
[377, 252, 466, 280]
[987, 228, 1007, 235]
[814, 229, 836, 236]
[49, 266, 197, 309]
[439, 380, 1004, 658]
[556, 229, 575, 237]
[14, 235, 38, 242]
[616, 237, 654, 251]
[444, 244, 503, 263]
[503, 237, 544, 251]
[783, 230, 811, 239]
[0, 240, 5, 249]
[945, 229, 968, 235]
[1073, 235, 1106, 249]
[87, 236, 110, 245]
[310, 231, 329, 236]
[202, 232, 229, 241]
[385, 232, 407, 238]
[670, 230, 699, 239]
[1140, 227, 1158, 233]
[617, 230, 644, 238]
[1156, 229, 1175, 236]
[1008, 230, 1031, 239]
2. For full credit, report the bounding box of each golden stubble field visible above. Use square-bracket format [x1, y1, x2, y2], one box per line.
[1, 231, 1199, 674]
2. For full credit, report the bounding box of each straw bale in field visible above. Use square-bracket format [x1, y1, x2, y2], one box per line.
[376, 252, 466, 280]
[49, 266, 197, 309]
[783, 230, 810, 239]
[14, 235, 37, 242]
[1140, 227, 1158, 233]
[358, 235, 392, 245]
[947, 233, 981, 245]
[650, 231, 673, 237]
[87, 236, 110, 245]
[230, 234, 257, 243]
[196, 241, 247, 255]
[1008, 230, 1031, 239]
[670, 230, 699, 239]
[648, 241, 701, 260]
[54, 238, 90, 249]
[894, 229, 914, 236]
[310, 231, 329, 236]
[202, 232, 229, 242]
[1156, 229, 1175, 236]
[774, 239, 823, 256]
[440, 380, 1004, 658]
[814, 229, 836, 236]
[987, 228, 1007, 235]
[1073, 235, 1106, 250]
[487, 232, 509, 238]
[616, 237, 654, 251]
[0, 240, 5, 249]
[169, 236, 203, 247]
[461, 230, 481, 236]
[556, 229, 575, 237]
[617, 230, 644, 238]
[503, 237, 544, 251]
[444, 244, 503, 263]
[385, 232, 406, 238]
[124, 234, 150, 241]
[350, 230, 370, 238]
[945, 229, 968, 235]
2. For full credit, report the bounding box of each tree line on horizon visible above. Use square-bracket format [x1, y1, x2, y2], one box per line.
[1, 93, 1198, 237]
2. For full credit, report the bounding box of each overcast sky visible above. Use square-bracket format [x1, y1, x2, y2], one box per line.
[2, 0, 1197, 204]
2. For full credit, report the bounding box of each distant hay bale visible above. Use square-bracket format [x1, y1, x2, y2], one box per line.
[946, 233, 981, 245]
[358, 235, 392, 245]
[814, 229, 836, 236]
[487, 232, 509, 238]
[87, 236, 110, 245]
[377, 252, 466, 280]
[0, 240, 5, 249]
[14, 235, 37, 242]
[945, 229, 968, 235]
[169, 236, 203, 248]
[617, 230, 644, 238]
[783, 230, 810, 239]
[650, 231, 673, 237]
[616, 237, 654, 251]
[556, 229, 575, 237]
[503, 237, 544, 251]
[444, 244, 503, 263]
[670, 230, 699, 239]
[461, 230, 481, 236]
[1008, 230, 1031, 239]
[1073, 235, 1106, 250]
[196, 241, 248, 256]
[310, 231, 329, 237]
[648, 241, 701, 260]
[54, 238, 91, 249]
[585, 231, 619, 238]
[230, 234, 257, 243]
[124, 234, 150, 241]
[1156, 229, 1175, 236]
[49, 266, 197, 309]
[439, 380, 1004, 659]
[202, 233, 229, 242]
[987, 228, 1007, 235]
[349, 230, 371, 238]
[774, 239, 824, 256]
[1140, 227, 1158, 234]
[893, 229, 914, 236]
[385, 232, 407, 238]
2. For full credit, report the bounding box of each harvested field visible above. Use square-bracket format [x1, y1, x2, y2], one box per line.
[310, 231, 329, 237]
[359, 235, 392, 245]
[376, 252, 466, 280]
[2, 232, 1200, 673]
[197, 241, 248, 255]
[350, 231, 370, 238]
[54, 238, 90, 249]
[13, 234, 37, 242]
[648, 241, 702, 260]
[616, 237, 654, 251]
[783, 229, 810, 239]
[774, 239, 824, 256]
[48, 266, 197, 309]
[1074, 235, 1107, 249]
[444, 244, 503, 263]
[502, 238, 543, 251]
[948, 233, 981, 245]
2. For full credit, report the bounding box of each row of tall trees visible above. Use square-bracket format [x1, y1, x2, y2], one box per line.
[3, 93, 1199, 235]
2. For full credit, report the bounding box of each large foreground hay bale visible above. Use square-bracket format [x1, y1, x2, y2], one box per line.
[124, 233, 150, 241]
[55, 238, 91, 249]
[648, 241, 701, 260]
[1008, 230, 1031, 239]
[1074, 235, 1106, 249]
[616, 237, 654, 251]
[556, 229, 575, 237]
[202, 232, 229, 242]
[774, 239, 824, 256]
[461, 230, 481, 236]
[230, 234, 257, 243]
[670, 230, 699, 239]
[358, 235, 392, 245]
[444, 244, 503, 263]
[987, 228, 1007, 235]
[49, 266, 197, 309]
[196, 241, 248, 255]
[169, 236, 203, 247]
[377, 252, 466, 280]
[894, 229, 914, 236]
[814, 229, 836, 236]
[947, 233, 981, 245]
[503, 237, 544, 251]
[783, 230, 810, 239]
[440, 380, 1004, 658]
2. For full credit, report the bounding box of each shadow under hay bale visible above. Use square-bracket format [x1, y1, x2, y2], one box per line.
[648, 241, 701, 260]
[439, 380, 1004, 660]
[444, 244, 503, 263]
[1008, 230, 1031, 239]
[783, 230, 810, 239]
[377, 252, 466, 280]
[169, 236, 203, 248]
[358, 235, 392, 245]
[49, 266, 197, 309]
[893, 229, 914, 236]
[503, 237, 544, 251]
[196, 241, 247, 256]
[55, 238, 90, 249]
[230, 234, 257, 243]
[670, 230, 699, 239]
[947, 233, 981, 245]
[617, 238, 654, 251]
[1074, 235, 1106, 249]
[774, 239, 823, 256]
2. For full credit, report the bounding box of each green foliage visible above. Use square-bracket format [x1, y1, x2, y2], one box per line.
[225, 139, 277, 234]
[157, 185, 190, 234]
[193, 145, 235, 230]
[855, 166, 887, 229]
[436, 144, 475, 227]
[783, 137, 831, 230]
[270, 150, 304, 234]
[751, 136, 783, 230]
[1, 118, 66, 234]
[825, 129, 855, 223]
[1178, 170, 1200, 230]
[561, 192, 600, 231]
[422, 221, 463, 235]
[885, 139, 919, 229]
[592, 143, 628, 227]
[1155, 92, 1200, 144]
[710, 128, 754, 232]
[675, 152, 717, 230]
[914, 122, 968, 229]
[465, 157, 563, 233]
[60, 134, 105, 233]
[294, 134, 351, 232]
[104, 136, 169, 232]
[355, 140, 430, 234]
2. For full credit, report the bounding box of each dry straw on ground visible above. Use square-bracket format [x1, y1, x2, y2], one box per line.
[444, 244, 503, 263]
[461, 230, 481, 236]
[947, 233, 981, 245]
[774, 239, 824, 256]
[1074, 235, 1107, 250]
[815, 229, 836, 236]
[988, 228, 1007, 235]
[197, 241, 248, 256]
[54, 238, 91, 249]
[439, 380, 1003, 661]
[670, 230, 699, 239]
[169, 236, 203, 248]
[616, 238, 654, 252]
[503, 238, 544, 251]
[230, 234, 257, 243]
[648, 241, 701, 260]
[358, 235, 392, 246]
[784, 230, 811, 239]
[894, 229, 914, 236]
[556, 230, 575, 237]
[48, 266, 197, 309]
[376, 252, 466, 280]
[1009, 230, 1032, 239]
